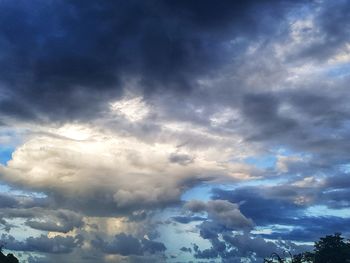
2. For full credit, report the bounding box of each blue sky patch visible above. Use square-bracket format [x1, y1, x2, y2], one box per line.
[0, 147, 14, 165]
[244, 155, 277, 169]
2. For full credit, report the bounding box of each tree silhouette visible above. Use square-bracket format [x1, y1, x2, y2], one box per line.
[290, 251, 314, 263]
[0, 242, 19, 263]
[313, 233, 350, 263]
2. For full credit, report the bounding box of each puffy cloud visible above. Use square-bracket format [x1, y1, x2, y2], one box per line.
[212, 184, 350, 241]
[171, 216, 206, 224]
[180, 246, 192, 253]
[0, 234, 82, 254]
[92, 233, 166, 256]
[0, 125, 237, 216]
[141, 239, 166, 254]
[185, 200, 254, 231]
[0, 193, 20, 208]
[25, 210, 83, 233]
[192, 232, 312, 262]
[0, 110, 264, 220]
[0, 206, 83, 233]
[169, 153, 194, 166]
[94, 233, 143, 256]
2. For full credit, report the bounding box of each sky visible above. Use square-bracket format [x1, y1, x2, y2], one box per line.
[0, 0, 350, 262]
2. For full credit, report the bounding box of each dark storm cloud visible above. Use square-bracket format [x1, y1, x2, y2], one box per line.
[324, 173, 350, 189]
[47, 178, 203, 217]
[318, 174, 350, 209]
[94, 233, 143, 256]
[192, 232, 311, 262]
[212, 184, 350, 241]
[25, 209, 83, 233]
[238, 87, 350, 167]
[212, 187, 305, 226]
[141, 238, 166, 254]
[262, 216, 350, 242]
[180, 246, 192, 253]
[186, 198, 315, 260]
[283, 90, 350, 154]
[169, 153, 194, 166]
[172, 215, 206, 224]
[0, 234, 83, 254]
[292, 0, 350, 61]
[322, 189, 350, 209]
[0, 0, 303, 122]
[177, 199, 265, 260]
[286, 93, 348, 128]
[184, 200, 254, 230]
[0, 193, 18, 208]
[221, 233, 279, 258]
[197, 221, 228, 239]
[92, 233, 166, 256]
[0, 193, 49, 210]
[0, 218, 12, 232]
[242, 93, 298, 141]
[0, 207, 83, 233]
[193, 242, 220, 259]
[222, 233, 311, 261]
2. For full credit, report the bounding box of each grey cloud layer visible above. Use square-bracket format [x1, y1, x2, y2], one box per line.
[0, 234, 82, 254]
[92, 233, 166, 256]
[0, 0, 303, 122]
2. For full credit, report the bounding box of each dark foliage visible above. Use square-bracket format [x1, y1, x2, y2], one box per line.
[0, 243, 18, 263]
[313, 233, 350, 263]
[0, 251, 18, 263]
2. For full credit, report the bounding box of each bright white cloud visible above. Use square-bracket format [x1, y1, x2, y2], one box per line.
[0, 123, 254, 216]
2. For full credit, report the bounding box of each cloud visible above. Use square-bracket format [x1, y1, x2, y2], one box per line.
[141, 238, 166, 254]
[242, 93, 298, 141]
[93, 233, 143, 256]
[0, 125, 238, 219]
[169, 153, 194, 166]
[0, 0, 297, 122]
[0, 0, 350, 262]
[212, 184, 350, 241]
[0, 193, 20, 208]
[185, 200, 254, 231]
[25, 210, 83, 233]
[223, 232, 311, 261]
[92, 233, 166, 256]
[290, 0, 350, 62]
[171, 215, 206, 224]
[0, 234, 82, 254]
[0, 207, 83, 233]
[180, 246, 192, 253]
[192, 232, 311, 262]
[0, 119, 258, 217]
